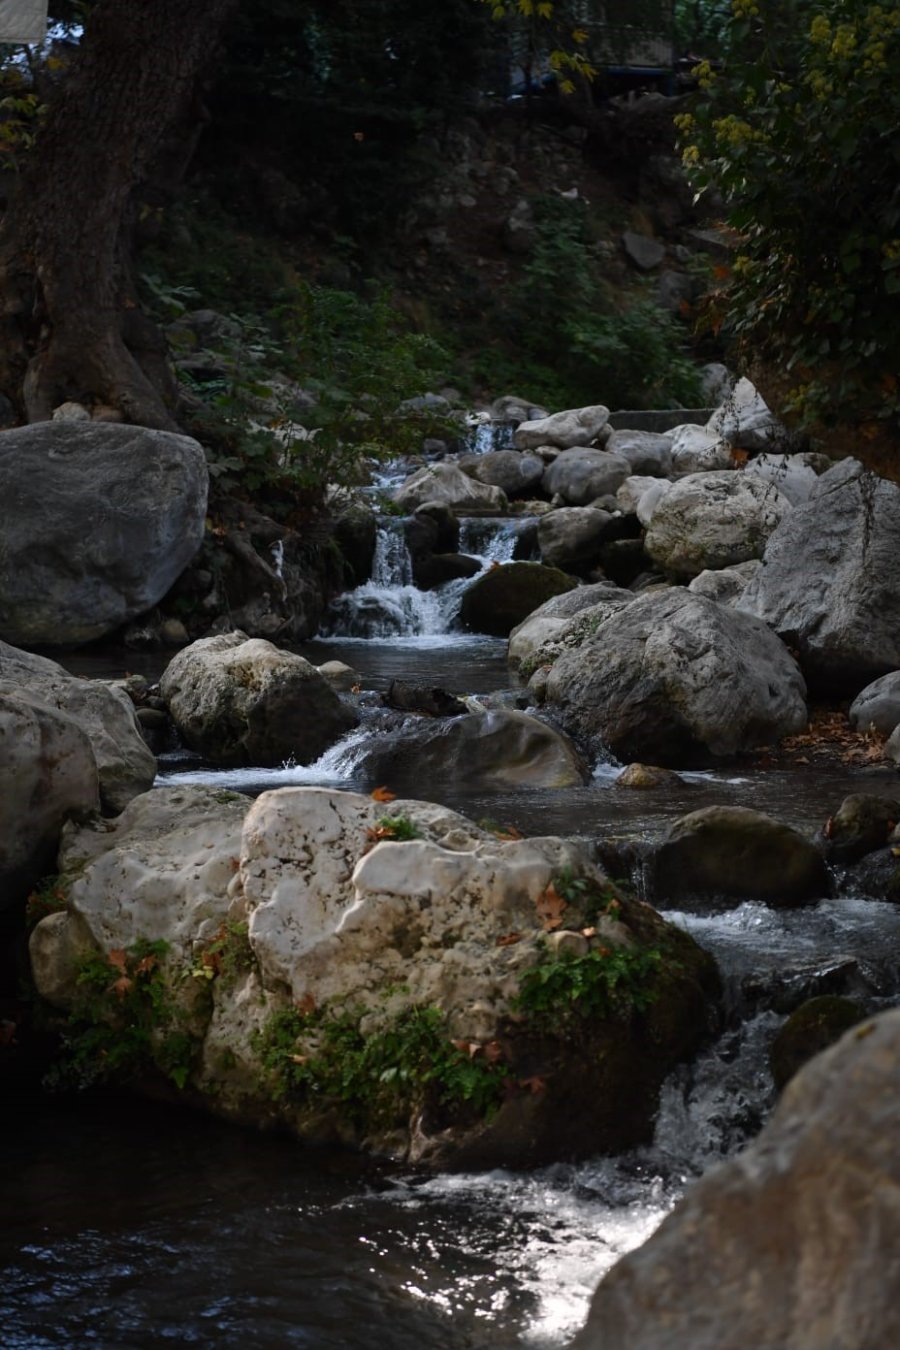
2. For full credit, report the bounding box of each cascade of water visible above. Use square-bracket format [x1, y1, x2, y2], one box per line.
[459, 515, 533, 563]
[464, 418, 515, 455]
[324, 512, 537, 641]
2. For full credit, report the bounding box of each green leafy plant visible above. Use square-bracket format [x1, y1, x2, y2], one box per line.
[24, 877, 69, 929]
[190, 921, 256, 987]
[45, 939, 198, 1093]
[254, 1002, 506, 1125]
[678, 0, 900, 435]
[371, 813, 422, 842]
[551, 866, 626, 925]
[513, 941, 663, 1032]
[505, 195, 702, 408]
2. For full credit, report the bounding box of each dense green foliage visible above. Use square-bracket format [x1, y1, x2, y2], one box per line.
[678, 0, 900, 433]
[505, 195, 702, 408]
[254, 1003, 507, 1124]
[513, 941, 663, 1031]
[46, 940, 198, 1093]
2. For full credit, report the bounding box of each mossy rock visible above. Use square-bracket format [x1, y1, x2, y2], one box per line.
[459, 562, 577, 638]
[770, 996, 866, 1091]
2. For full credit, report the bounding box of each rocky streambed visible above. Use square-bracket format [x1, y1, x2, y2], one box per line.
[3, 381, 900, 1346]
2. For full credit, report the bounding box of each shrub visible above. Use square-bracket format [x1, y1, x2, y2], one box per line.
[678, 0, 900, 436]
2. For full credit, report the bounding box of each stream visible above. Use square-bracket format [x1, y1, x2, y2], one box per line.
[5, 435, 900, 1348]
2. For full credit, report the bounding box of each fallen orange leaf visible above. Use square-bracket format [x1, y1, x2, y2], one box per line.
[496, 933, 522, 947]
[371, 786, 396, 803]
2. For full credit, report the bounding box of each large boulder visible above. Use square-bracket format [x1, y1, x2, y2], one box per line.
[646, 806, 828, 911]
[537, 507, 614, 572]
[605, 429, 673, 477]
[0, 640, 156, 812]
[463, 449, 545, 497]
[545, 589, 808, 766]
[769, 996, 865, 1091]
[514, 404, 610, 451]
[159, 632, 358, 766]
[818, 793, 900, 865]
[0, 422, 208, 647]
[645, 472, 791, 579]
[361, 709, 589, 791]
[459, 562, 576, 637]
[541, 448, 631, 506]
[573, 1007, 900, 1350]
[669, 424, 733, 476]
[742, 453, 821, 506]
[512, 591, 637, 679]
[508, 582, 632, 672]
[0, 692, 99, 914]
[392, 462, 507, 514]
[737, 460, 900, 693]
[687, 560, 760, 607]
[706, 375, 791, 454]
[849, 672, 900, 736]
[30, 785, 718, 1168]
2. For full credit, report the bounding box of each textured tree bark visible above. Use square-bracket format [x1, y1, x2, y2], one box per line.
[0, 0, 238, 429]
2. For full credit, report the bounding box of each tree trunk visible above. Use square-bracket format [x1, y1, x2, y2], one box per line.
[0, 0, 238, 429]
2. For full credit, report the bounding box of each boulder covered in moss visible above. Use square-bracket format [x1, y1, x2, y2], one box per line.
[647, 806, 828, 910]
[819, 792, 900, 864]
[460, 561, 577, 637]
[770, 996, 865, 1090]
[29, 785, 719, 1169]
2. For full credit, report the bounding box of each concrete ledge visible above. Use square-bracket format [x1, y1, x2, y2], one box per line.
[608, 408, 714, 433]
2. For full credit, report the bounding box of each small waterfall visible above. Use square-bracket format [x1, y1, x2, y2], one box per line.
[464, 417, 515, 455]
[459, 515, 533, 562]
[324, 513, 538, 641]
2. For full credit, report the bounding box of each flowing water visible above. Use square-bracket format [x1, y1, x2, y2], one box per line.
[10, 430, 900, 1348]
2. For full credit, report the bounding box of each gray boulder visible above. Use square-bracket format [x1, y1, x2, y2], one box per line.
[512, 591, 637, 678]
[645, 472, 790, 579]
[393, 462, 507, 515]
[706, 375, 791, 454]
[574, 1007, 900, 1350]
[819, 793, 900, 865]
[464, 448, 545, 497]
[849, 672, 900, 736]
[515, 405, 610, 451]
[888, 725, 900, 766]
[688, 560, 760, 607]
[0, 422, 208, 647]
[459, 562, 576, 637]
[545, 589, 807, 766]
[622, 230, 665, 271]
[541, 448, 631, 506]
[669, 423, 733, 476]
[159, 632, 358, 766]
[538, 507, 613, 572]
[508, 582, 631, 672]
[362, 709, 589, 791]
[742, 453, 820, 506]
[647, 806, 828, 910]
[0, 640, 156, 812]
[0, 691, 99, 913]
[737, 459, 900, 693]
[606, 429, 673, 476]
[489, 395, 549, 423]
